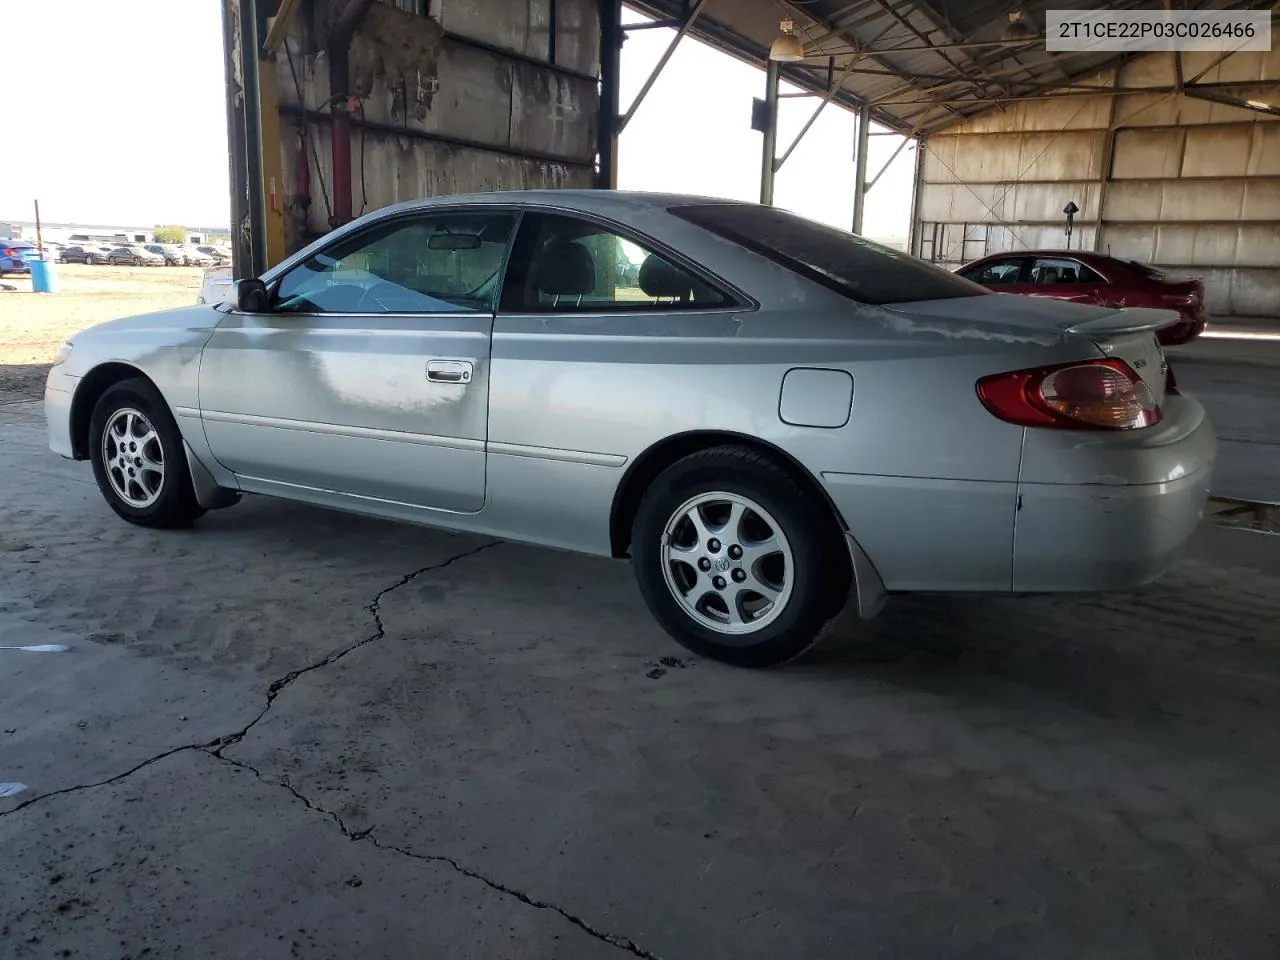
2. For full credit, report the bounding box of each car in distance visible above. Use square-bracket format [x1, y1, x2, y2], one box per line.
[956, 250, 1209, 346]
[196, 244, 232, 265]
[144, 243, 186, 266]
[43, 191, 1216, 667]
[106, 245, 166, 267]
[1, 240, 38, 276]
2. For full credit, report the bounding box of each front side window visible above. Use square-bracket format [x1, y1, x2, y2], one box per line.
[670, 203, 988, 305]
[272, 211, 517, 314]
[962, 258, 1025, 286]
[501, 213, 730, 313]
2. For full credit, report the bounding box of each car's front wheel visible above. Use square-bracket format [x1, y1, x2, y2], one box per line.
[631, 446, 850, 668]
[89, 379, 205, 528]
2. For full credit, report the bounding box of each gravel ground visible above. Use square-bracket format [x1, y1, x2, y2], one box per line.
[0, 264, 201, 400]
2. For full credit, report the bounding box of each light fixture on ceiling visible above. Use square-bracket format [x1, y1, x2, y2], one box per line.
[1002, 8, 1037, 42]
[769, 19, 805, 62]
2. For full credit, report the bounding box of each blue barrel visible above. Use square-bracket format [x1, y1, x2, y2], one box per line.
[31, 257, 59, 294]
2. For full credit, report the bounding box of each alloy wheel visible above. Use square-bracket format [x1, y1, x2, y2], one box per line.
[659, 491, 795, 640]
[101, 407, 165, 508]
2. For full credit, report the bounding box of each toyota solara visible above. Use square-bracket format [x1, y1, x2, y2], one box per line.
[44, 191, 1216, 667]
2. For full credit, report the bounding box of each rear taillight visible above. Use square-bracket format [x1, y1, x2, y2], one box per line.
[2, 248, 16, 258]
[977, 358, 1161, 430]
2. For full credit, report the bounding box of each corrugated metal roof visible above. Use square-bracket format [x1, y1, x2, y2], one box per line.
[625, 0, 1275, 135]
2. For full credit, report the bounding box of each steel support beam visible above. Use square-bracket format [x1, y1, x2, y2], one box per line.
[222, 0, 269, 278]
[909, 136, 926, 257]
[597, 0, 622, 188]
[864, 133, 910, 194]
[775, 58, 860, 173]
[851, 103, 869, 234]
[264, 0, 303, 53]
[760, 58, 780, 206]
[617, 0, 707, 133]
[326, 0, 376, 228]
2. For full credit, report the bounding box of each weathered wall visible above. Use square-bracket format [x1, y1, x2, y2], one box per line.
[915, 41, 1280, 316]
[275, 0, 599, 249]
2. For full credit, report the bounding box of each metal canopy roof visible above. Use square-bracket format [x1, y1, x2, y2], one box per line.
[625, 0, 1275, 136]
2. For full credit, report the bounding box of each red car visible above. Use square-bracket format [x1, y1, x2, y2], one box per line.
[956, 251, 1208, 345]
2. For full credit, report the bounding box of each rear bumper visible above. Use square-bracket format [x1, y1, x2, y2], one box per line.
[1013, 393, 1215, 591]
[1157, 311, 1208, 345]
[822, 394, 1215, 596]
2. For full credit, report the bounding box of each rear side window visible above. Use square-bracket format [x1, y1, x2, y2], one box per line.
[1029, 258, 1104, 285]
[669, 203, 988, 305]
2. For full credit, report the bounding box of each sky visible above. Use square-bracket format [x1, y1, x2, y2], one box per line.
[1, 1, 914, 238]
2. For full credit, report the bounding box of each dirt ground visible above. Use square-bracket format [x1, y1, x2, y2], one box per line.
[0, 264, 202, 399]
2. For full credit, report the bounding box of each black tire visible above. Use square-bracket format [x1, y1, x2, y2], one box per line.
[85, 255, 96, 265]
[89, 378, 205, 529]
[133, 256, 143, 266]
[631, 445, 851, 668]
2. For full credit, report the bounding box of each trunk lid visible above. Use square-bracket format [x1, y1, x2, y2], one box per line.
[886, 295, 1175, 403]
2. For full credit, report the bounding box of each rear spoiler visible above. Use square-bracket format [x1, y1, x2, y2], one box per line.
[1065, 307, 1181, 337]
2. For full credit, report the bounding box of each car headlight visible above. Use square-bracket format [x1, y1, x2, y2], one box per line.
[52, 341, 74, 366]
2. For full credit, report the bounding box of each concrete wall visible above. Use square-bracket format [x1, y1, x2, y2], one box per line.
[274, 0, 599, 249]
[915, 42, 1280, 317]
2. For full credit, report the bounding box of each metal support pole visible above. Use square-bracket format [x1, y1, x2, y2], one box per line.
[909, 137, 926, 257]
[597, 0, 622, 188]
[617, 0, 706, 134]
[759, 59, 779, 206]
[242, 0, 268, 276]
[329, 44, 353, 228]
[851, 103, 870, 235]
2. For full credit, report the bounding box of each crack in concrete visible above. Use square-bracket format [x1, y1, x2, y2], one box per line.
[211, 750, 661, 959]
[1, 537, 660, 958]
[0, 541, 500, 814]
[210, 540, 503, 756]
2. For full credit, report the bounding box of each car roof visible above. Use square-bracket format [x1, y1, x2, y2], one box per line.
[971, 249, 1124, 265]
[373, 188, 753, 219]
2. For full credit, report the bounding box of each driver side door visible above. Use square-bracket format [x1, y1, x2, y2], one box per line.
[198, 208, 518, 514]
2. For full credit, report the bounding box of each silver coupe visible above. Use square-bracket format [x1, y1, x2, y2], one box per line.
[44, 191, 1216, 667]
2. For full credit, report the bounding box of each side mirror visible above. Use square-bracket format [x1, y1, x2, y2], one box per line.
[227, 278, 269, 312]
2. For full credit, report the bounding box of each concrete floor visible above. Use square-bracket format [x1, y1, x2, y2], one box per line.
[1, 337, 1279, 959]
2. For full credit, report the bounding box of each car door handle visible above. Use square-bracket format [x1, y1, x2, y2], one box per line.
[426, 359, 472, 383]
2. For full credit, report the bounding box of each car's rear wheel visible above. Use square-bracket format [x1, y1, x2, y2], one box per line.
[631, 446, 850, 668]
[89, 379, 205, 529]
[133, 256, 143, 266]
[85, 255, 96, 265]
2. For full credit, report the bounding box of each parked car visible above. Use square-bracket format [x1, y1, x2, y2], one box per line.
[181, 246, 214, 267]
[1, 240, 39, 276]
[65, 244, 118, 265]
[956, 251, 1209, 346]
[196, 264, 233, 305]
[145, 243, 186, 266]
[43, 191, 1215, 668]
[106, 245, 166, 267]
[196, 245, 232, 265]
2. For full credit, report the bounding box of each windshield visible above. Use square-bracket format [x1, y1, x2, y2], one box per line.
[670, 203, 987, 305]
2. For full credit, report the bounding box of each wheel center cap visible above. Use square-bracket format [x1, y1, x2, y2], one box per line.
[713, 556, 731, 572]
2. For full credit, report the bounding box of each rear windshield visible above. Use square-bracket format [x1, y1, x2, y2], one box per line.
[669, 203, 988, 305]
